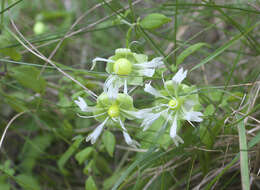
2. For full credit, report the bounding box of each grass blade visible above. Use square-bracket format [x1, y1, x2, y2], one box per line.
[236, 115, 250, 190]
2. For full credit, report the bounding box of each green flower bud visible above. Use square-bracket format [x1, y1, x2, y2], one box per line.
[33, 21, 46, 35]
[113, 58, 132, 75]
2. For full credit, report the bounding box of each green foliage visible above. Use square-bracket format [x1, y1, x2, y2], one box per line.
[102, 131, 116, 157]
[75, 147, 94, 165]
[139, 13, 172, 30]
[11, 66, 46, 93]
[20, 134, 53, 173]
[1, 1, 259, 190]
[57, 136, 84, 175]
[85, 176, 98, 190]
[176, 42, 208, 66]
[15, 174, 41, 190]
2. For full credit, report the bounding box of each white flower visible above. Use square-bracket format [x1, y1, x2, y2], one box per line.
[74, 94, 139, 147]
[135, 68, 203, 146]
[91, 48, 164, 99]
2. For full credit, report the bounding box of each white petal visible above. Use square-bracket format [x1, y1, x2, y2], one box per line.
[74, 97, 87, 112]
[86, 117, 108, 144]
[119, 119, 140, 147]
[104, 75, 122, 100]
[121, 104, 168, 121]
[144, 83, 168, 99]
[122, 131, 140, 148]
[141, 112, 162, 131]
[138, 69, 155, 77]
[123, 79, 128, 94]
[134, 57, 164, 68]
[172, 67, 187, 85]
[141, 109, 169, 131]
[91, 57, 114, 70]
[120, 108, 152, 120]
[183, 111, 203, 122]
[170, 115, 178, 138]
[169, 115, 184, 146]
[172, 135, 184, 146]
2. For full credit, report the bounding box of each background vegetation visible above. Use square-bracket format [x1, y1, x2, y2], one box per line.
[0, 0, 260, 189]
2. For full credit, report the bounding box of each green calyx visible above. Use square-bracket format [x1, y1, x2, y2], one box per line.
[107, 105, 120, 118]
[105, 48, 148, 86]
[94, 93, 135, 124]
[113, 58, 132, 75]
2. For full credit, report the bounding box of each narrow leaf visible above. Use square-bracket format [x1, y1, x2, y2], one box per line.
[57, 137, 84, 175]
[75, 147, 93, 165]
[236, 115, 250, 190]
[177, 43, 208, 66]
[85, 176, 98, 190]
[140, 13, 171, 30]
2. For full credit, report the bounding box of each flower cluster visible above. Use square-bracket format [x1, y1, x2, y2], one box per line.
[74, 48, 203, 148]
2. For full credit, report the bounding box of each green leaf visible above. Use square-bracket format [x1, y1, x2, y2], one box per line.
[176, 43, 208, 66]
[75, 147, 94, 165]
[85, 176, 98, 190]
[204, 104, 215, 116]
[140, 13, 171, 30]
[57, 136, 84, 175]
[0, 183, 10, 190]
[3, 94, 27, 112]
[102, 131, 116, 157]
[0, 48, 22, 61]
[11, 66, 46, 93]
[15, 174, 41, 190]
[20, 134, 53, 173]
[236, 115, 250, 190]
[83, 160, 94, 175]
[0, 160, 15, 176]
[95, 155, 112, 174]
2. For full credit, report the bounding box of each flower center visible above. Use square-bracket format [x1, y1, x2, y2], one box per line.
[168, 99, 178, 110]
[113, 58, 132, 75]
[107, 105, 120, 118]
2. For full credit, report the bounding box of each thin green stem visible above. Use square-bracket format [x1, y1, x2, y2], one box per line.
[174, 0, 178, 66]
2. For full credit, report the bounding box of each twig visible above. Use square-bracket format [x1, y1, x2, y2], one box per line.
[0, 111, 26, 150]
